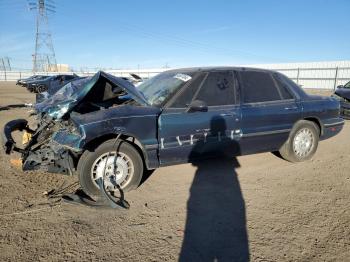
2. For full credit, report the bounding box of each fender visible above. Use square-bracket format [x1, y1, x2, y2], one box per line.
[52, 105, 161, 169]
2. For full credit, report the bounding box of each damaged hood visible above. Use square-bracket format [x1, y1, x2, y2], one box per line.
[35, 71, 149, 119]
[335, 88, 350, 101]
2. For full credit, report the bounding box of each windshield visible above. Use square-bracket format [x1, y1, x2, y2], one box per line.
[344, 81, 350, 88]
[138, 72, 194, 106]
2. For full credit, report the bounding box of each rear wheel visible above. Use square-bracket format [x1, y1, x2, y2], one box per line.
[279, 120, 319, 162]
[77, 139, 144, 198]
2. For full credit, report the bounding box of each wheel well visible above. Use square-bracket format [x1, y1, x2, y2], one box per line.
[82, 134, 148, 169]
[304, 117, 322, 136]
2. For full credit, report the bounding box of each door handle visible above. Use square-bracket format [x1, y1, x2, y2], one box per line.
[284, 106, 298, 110]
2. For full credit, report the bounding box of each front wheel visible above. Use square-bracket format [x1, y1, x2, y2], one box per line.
[279, 120, 319, 162]
[77, 139, 144, 198]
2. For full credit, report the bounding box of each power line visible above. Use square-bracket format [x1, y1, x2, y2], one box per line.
[113, 20, 293, 62]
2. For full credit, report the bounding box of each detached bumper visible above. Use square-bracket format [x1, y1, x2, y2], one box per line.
[2, 119, 29, 154]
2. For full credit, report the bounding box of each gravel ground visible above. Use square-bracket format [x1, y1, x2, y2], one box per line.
[0, 82, 349, 261]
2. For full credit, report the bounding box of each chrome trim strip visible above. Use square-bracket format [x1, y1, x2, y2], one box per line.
[242, 129, 291, 138]
[81, 114, 157, 126]
[145, 144, 158, 150]
[241, 99, 296, 107]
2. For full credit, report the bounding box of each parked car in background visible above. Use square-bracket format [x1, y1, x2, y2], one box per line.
[26, 74, 80, 94]
[2, 68, 343, 198]
[16, 75, 50, 87]
[20, 74, 81, 103]
[333, 81, 350, 119]
[35, 75, 87, 103]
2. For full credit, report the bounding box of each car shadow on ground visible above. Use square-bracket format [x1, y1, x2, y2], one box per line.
[179, 116, 249, 261]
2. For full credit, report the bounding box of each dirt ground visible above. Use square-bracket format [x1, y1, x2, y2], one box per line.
[0, 82, 349, 261]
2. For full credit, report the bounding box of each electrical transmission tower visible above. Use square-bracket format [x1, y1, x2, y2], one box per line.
[0, 57, 11, 71]
[28, 0, 58, 72]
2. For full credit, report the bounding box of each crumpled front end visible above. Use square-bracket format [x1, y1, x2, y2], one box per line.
[2, 71, 153, 176]
[2, 114, 78, 175]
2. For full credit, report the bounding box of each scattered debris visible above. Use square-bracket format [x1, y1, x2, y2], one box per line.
[10, 158, 22, 169]
[44, 181, 80, 199]
[61, 187, 130, 210]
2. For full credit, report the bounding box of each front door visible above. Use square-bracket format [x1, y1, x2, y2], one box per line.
[158, 70, 241, 166]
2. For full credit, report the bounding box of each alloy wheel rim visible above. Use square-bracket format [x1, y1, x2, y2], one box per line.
[91, 152, 134, 189]
[293, 128, 314, 157]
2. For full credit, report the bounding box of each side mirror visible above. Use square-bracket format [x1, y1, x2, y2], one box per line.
[187, 100, 208, 113]
[337, 85, 344, 89]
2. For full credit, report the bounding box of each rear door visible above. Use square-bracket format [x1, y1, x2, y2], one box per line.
[158, 70, 241, 165]
[238, 70, 302, 154]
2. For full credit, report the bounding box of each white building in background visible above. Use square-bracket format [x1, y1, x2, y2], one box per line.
[1, 60, 349, 90]
[107, 61, 350, 89]
[246, 60, 350, 89]
[108, 60, 350, 89]
[43, 63, 70, 72]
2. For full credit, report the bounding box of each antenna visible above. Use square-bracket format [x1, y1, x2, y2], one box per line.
[28, 0, 58, 72]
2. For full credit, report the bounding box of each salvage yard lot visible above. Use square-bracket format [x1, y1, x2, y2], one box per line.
[0, 82, 349, 261]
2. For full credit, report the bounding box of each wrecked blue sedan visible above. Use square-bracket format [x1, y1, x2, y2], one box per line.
[2, 68, 344, 197]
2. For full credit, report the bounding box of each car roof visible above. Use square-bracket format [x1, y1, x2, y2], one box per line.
[164, 66, 279, 74]
[164, 66, 308, 99]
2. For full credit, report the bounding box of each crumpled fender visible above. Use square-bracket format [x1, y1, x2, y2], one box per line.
[51, 105, 161, 169]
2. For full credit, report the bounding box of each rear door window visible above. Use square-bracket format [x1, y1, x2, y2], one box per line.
[239, 71, 286, 103]
[272, 73, 294, 99]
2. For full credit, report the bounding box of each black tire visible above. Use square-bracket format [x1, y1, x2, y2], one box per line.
[279, 120, 320, 162]
[77, 139, 144, 198]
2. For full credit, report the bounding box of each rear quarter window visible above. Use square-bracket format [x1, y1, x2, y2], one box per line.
[272, 73, 294, 99]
